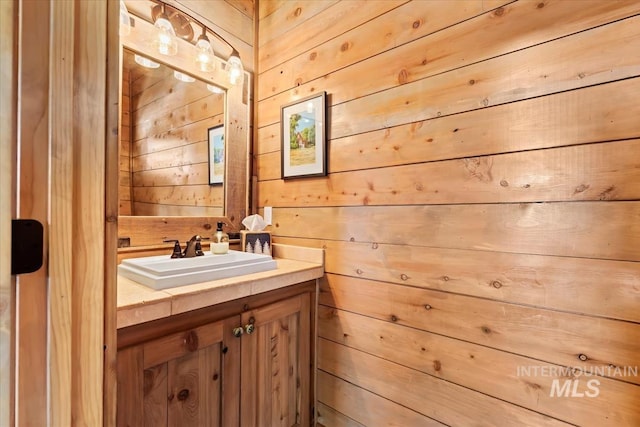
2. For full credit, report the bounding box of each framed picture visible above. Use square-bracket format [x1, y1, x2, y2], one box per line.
[281, 91, 327, 179]
[208, 125, 224, 185]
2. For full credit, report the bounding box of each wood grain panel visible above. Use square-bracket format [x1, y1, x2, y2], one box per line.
[258, 0, 408, 71]
[318, 240, 640, 323]
[133, 163, 210, 187]
[133, 184, 223, 207]
[319, 307, 640, 426]
[132, 203, 223, 217]
[260, 139, 640, 205]
[260, 16, 640, 132]
[320, 275, 640, 384]
[258, 0, 338, 49]
[133, 113, 223, 156]
[258, 0, 640, 103]
[258, 77, 640, 176]
[317, 371, 445, 426]
[316, 402, 365, 427]
[16, 1, 50, 424]
[319, 338, 572, 427]
[118, 216, 225, 246]
[269, 202, 640, 261]
[0, 0, 15, 422]
[117, 346, 144, 427]
[133, 141, 208, 172]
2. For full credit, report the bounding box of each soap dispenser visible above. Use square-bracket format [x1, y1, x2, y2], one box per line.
[211, 221, 229, 254]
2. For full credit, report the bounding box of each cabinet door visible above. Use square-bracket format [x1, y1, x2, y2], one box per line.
[241, 293, 312, 427]
[117, 316, 241, 427]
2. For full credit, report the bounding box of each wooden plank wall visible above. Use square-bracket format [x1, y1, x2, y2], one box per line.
[128, 54, 226, 216]
[120, 68, 132, 215]
[255, 1, 640, 426]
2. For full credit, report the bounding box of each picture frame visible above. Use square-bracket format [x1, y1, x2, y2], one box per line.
[281, 91, 327, 179]
[208, 125, 224, 185]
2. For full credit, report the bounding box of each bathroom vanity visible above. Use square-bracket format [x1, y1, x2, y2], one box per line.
[116, 244, 323, 426]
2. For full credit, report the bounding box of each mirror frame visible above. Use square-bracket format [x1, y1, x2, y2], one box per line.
[118, 14, 250, 245]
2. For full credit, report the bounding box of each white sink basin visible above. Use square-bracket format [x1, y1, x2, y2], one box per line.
[118, 250, 278, 290]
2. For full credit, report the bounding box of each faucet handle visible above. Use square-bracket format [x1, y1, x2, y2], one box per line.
[195, 236, 209, 256]
[163, 239, 183, 258]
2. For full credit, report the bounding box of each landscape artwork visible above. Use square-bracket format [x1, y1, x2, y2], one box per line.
[208, 125, 224, 184]
[281, 92, 327, 179]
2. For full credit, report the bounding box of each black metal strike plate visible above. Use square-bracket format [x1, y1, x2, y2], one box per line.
[11, 219, 44, 275]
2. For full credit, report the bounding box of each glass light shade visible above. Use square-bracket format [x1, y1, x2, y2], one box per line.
[195, 36, 215, 72]
[153, 15, 178, 56]
[119, 1, 131, 37]
[134, 54, 160, 69]
[174, 71, 195, 83]
[227, 53, 243, 86]
[207, 84, 224, 94]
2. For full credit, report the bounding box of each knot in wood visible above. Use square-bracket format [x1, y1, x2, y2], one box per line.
[494, 7, 505, 16]
[578, 353, 588, 361]
[340, 42, 350, 52]
[356, 269, 363, 275]
[203, 223, 212, 230]
[177, 389, 190, 401]
[491, 280, 502, 289]
[500, 180, 509, 187]
[371, 242, 379, 249]
[390, 315, 398, 322]
[294, 7, 302, 16]
[184, 330, 199, 352]
[398, 69, 408, 84]
[412, 20, 421, 29]
[400, 274, 409, 281]
[433, 360, 442, 372]
[309, 51, 317, 61]
[424, 304, 432, 310]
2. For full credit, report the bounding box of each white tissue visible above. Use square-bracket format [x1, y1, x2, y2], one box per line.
[242, 214, 268, 231]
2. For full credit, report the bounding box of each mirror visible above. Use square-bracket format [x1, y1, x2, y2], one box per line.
[118, 10, 250, 247]
[120, 48, 226, 217]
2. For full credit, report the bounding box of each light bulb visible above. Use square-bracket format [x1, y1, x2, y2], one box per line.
[227, 52, 243, 86]
[153, 14, 177, 56]
[195, 35, 215, 72]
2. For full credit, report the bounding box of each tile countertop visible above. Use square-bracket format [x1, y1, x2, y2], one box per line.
[117, 243, 324, 329]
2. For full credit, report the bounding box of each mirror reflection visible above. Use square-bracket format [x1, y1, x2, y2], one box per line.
[119, 48, 226, 216]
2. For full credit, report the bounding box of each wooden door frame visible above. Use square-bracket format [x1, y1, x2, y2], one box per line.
[0, 0, 17, 425]
[1, 0, 117, 425]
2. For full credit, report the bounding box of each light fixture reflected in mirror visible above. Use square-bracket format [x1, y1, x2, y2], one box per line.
[207, 84, 224, 94]
[174, 70, 195, 83]
[134, 54, 160, 69]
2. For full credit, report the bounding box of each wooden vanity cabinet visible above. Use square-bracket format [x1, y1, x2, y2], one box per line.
[116, 282, 315, 427]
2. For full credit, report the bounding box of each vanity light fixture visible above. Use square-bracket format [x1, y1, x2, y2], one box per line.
[134, 54, 160, 69]
[227, 49, 244, 86]
[174, 70, 196, 83]
[152, 3, 178, 56]
[142, 0, 244, 85]
[195, 26, 215, 72]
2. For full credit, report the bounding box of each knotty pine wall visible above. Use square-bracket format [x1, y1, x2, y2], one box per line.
[124, 52, 225, 216]
[120, 68, 132, 215]
[255, 1, 640, 426]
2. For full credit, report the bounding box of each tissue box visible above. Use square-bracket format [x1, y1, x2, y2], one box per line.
[241, 230, 272, 256]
